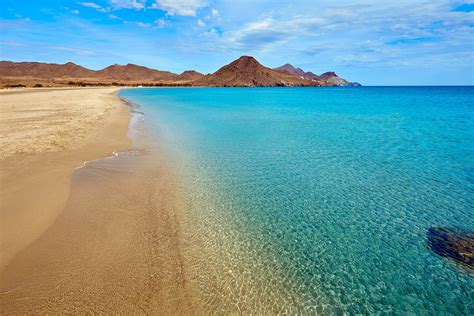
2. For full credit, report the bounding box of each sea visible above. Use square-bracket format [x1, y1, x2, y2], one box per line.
[119, 86, 473, 314]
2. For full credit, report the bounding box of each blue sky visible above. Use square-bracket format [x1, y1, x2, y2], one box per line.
[1, 0, 473, 85]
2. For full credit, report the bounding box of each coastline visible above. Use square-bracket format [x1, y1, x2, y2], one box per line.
[2, 87, 471, 313]
[1, 88, 280, 313]
[0, 87, 132, 270]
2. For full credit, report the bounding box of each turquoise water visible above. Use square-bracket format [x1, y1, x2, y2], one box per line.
[120, 87, 474, 314]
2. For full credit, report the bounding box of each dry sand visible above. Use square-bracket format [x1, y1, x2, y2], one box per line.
[0, 87, 131, 270]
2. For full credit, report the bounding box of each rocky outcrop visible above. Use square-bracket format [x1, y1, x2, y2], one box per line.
[427, 227, 473, 269]
[319, 71, 361, 87]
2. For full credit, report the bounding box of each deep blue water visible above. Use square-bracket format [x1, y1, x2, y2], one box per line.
[120, 87, 474, 314]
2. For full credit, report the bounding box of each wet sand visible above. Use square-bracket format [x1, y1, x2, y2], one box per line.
[0, 147, 194, 313]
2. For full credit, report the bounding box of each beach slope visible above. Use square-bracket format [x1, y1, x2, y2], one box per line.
[0, 87, 131, 269]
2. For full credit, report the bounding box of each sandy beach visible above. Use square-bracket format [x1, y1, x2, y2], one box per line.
[0, 87, 131, 269]
[0, 88, 195, 314]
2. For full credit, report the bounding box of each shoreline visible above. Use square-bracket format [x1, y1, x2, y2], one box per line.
[0, 90, 196, 314]
[0, 87, 132, 270]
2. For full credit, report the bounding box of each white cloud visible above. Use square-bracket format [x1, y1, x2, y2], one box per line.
[79, 0, 146, 12]
[211, 8, 219, 18]
[135, 21, 150, 27]
[124, 20, 151, 27]
[197, 19, 205, 27]
[78, 2, 102, 9]
[71, 9, 80, 14]
[150, 0, 208, 16]
[207, 0, 474, 60]
[108, 0, 146, 10]
[243, 17, 274, 32]
[154, 18, 167, 28]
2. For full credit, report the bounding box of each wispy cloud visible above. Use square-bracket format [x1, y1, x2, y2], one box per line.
[79, 0, 146, 12]
[49, 45, 97, 56]
[154, 18, 167, 28]
[204, 0, 474, 62]
[0, 18, 31, 29]
[123, 18, 170, 29]
[78, 2, 102, 10]
[109, 0, 146, 10]
[150, 0, 208, 16]
[125, 21, 151, 27]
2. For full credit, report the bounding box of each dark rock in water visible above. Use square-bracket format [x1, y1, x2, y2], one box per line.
[427, 227, 474, 269]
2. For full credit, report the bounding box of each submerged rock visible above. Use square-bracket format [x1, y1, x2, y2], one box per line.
[427, 227, 474, 269]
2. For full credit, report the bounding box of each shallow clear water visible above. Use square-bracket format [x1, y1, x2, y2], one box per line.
[120, 87, 474, 314]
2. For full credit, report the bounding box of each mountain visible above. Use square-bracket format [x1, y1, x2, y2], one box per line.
[0, 58, 361, 87]
[274, 63, 320, 81]
[96, 63, 178, 81]
[177, 70, 205, 81]
[274, 64, 360, 86]
[0, 61, 96, 79]
[193, 56, 325, 87]
[319, 71, 361, 87]
[274, 64, 307, 77]
[304, 71, 321, 81]
[0, 61, 193, 82]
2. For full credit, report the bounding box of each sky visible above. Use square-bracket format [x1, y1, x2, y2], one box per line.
[0, 0, 473, 85]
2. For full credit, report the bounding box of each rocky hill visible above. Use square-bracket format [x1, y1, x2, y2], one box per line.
[319, 71, 361, 87]
[96, 63, 178, 81]
[274, 64, 320, 81]
[274, 64, 360, 86]
[0, 61, 95, 79]
[193, 56, 325, 87]
[177, 70, 205, 81]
